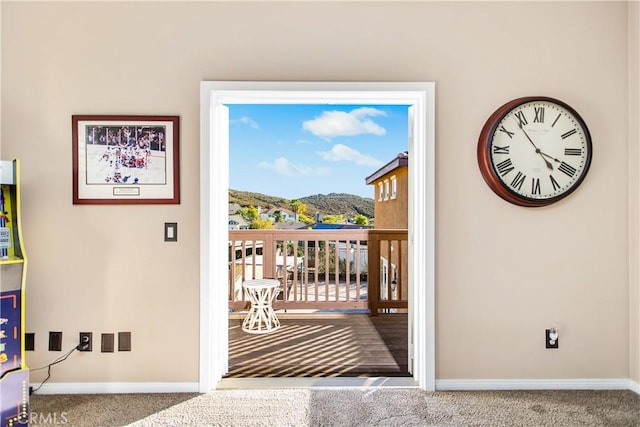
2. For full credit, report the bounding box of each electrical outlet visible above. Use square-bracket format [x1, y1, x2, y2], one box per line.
[545, 329, 559, 349]
[79, 332, 92, 351]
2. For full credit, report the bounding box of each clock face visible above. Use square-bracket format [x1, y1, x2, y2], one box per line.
[477, 97, 592, 207]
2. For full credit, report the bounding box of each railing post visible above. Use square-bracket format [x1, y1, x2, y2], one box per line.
[368, 232, 380, 316]
[263, 231, 276, 280]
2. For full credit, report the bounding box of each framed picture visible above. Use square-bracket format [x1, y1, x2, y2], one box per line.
[72, 115, 180, 204]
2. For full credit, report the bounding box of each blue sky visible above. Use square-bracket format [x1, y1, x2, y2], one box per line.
[229, 104, 409, 200]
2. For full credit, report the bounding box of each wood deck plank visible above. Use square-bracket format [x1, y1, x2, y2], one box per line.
[226, 314, 409, 378]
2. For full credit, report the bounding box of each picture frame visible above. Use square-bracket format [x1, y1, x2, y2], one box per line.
[72, 115, 180, 204]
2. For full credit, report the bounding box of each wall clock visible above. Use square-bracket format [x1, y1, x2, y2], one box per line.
[477, 96, 592, 207]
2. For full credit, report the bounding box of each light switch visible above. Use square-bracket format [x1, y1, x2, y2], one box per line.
[164, 222, 177, 242]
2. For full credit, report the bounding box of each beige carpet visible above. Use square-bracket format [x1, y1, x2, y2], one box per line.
[29, 388, 640, 426]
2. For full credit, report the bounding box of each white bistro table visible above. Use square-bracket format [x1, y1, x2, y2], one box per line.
[241, 278, 281, 334]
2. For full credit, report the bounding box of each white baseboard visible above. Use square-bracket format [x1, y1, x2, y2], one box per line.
[29, 379, 640, 395]
[30, 382, 199, 395]
[436, 379, 638, 394]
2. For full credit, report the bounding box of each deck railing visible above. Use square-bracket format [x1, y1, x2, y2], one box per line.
[229, 229, 408, 314]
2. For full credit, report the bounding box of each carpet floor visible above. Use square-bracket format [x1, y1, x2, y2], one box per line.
[29, 388, 640, 426]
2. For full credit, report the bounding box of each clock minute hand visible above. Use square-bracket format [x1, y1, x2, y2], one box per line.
[516, 120, 554, 170]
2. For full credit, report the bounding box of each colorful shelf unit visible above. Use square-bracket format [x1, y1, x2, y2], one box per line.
[0, 160, 29, 426]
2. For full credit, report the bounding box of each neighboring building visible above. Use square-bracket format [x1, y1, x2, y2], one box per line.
[228, 202, 242, 215]
[365, 151, 409, 304]
[228, 214, 249, 230]
[260, 207, 297, 223]
[365, 151, 408, 229]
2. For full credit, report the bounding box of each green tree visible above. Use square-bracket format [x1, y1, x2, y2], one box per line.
[322, 214, 345, 224]
[290, 199, 301, 220]
[289, 200, 307, 221]
[250, 217, 273, 229]
[322, 215, 338, 224]
[353, 214, 369, 225]
[240, 205, 259, 222]
[298, 213, 314, 224]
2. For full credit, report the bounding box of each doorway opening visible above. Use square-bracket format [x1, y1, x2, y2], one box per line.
[199, 81, 435, 391]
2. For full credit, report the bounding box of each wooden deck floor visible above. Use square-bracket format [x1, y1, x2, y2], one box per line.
[226, 313, 409, 378]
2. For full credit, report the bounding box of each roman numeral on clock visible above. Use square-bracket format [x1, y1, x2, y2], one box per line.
[550, 174, 561, 191]
[531, 177, 541, 195]
[496, 158, 514, 176]
[558, 161, 577, 177]
[534, 107, 545, 123]
[515, 111, 528, 127]
[493, 145, 510, 155]
[510, 171, 526, 191]
[565, 148, 582, 156]
[561, 129, 577, 139]
[498, 125, 514, 139]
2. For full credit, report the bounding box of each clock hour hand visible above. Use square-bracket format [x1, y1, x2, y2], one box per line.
[515, 120, 554, 170]
[538, 150, 562, 164]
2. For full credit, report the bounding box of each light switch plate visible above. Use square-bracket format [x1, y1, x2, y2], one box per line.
[101, 333, 115, 352]
[118, 332, 131, 351]
[164, 222, 177, 242]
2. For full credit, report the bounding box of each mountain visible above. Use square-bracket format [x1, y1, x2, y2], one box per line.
[300, 193, 374, 218]
[229, 189, 374, 219]
[229, 190, 289, 210]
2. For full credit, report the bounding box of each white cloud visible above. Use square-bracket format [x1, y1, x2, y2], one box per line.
[319, 144, 383, 168]
[258, 157, 330, 177]
[303, 107, 387, 138]
[230, 116, 259, 129]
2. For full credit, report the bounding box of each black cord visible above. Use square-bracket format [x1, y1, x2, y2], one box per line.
[30, 346, 79, 394]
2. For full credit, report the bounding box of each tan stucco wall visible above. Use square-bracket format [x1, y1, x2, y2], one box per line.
[372, 166, 408, 230]
[1, 1, 637, 387]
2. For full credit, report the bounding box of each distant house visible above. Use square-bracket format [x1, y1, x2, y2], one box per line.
[260, 207, 297, 223]
[365, 151, 409, 303]
[228, 214, 249, 230]
[275, 221, 308, 230]
[228, 202, 242, 215]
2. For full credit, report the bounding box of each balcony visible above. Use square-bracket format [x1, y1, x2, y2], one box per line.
[229, 229, 408, 315]
[226, 312, 408, 378]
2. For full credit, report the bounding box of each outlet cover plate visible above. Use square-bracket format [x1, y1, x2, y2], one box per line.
[164, 223, 177, 242]
[101, 333, 115, 352]
[79, 332, 92, 351]
[545, 329, 559, 349]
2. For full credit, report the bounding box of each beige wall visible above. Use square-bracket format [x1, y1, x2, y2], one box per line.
[629, 0, 640, 385]
[1, 1, 638, 387]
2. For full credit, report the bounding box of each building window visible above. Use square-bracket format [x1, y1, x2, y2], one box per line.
[384, 179, 390, 200]
[391, 175, 397, 199]
[378, 182, 383, 201]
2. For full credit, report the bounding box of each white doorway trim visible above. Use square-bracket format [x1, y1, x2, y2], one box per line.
[199, 81, 435, 391]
